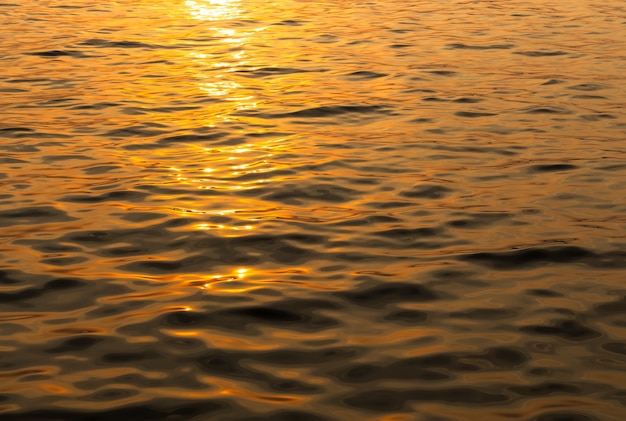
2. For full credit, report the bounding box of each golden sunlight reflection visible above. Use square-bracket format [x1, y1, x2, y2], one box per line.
[183, 267, 255, 292]
[185, 0, 242, 21]
[185, 0, 267, 120]
[167, 138, 291, 201]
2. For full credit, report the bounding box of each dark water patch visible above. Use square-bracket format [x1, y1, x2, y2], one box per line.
[0, 206, 76, 227]
[383, 309, 429, 323]
[238, 411, 331, 421]
[313, 34, 338, 44]
[0, 400, 233, 421]
[0, 87, 28, 92]
[104, 126, 169, 138]
[60, 190, 149, 203]
[28, 50, 86, 58]
[257, 183, 360, 205]
[362, 200, 418, 210]
[409, 117, 435, 123]
[514, 50, 569, 57]
[423, 97, 448, 102]
[597, 163, 626, 171]
[520, 319, 601, 341]
[234, 67, 313, 77]
[422, 143, 521, 156]
[0, 278, 85, 305]
[84, 388, 139, 402]
[343, 387, 509, 411]
[335, 282, 439, 308]
[425, 70, 458, 76]
[331, 215, 400, 226]
[79, 39, 157, 49]
[404, 88, 437, 93]
[542, 79, 564, 85]
[531, 412, 600, 421]
[400, 184, 453, 199]
[571, 94, 608, 100]
[449, 308, 517, 319]
[508, 381, 598, 397]
[580, 113, 616, 121]
[447, 212, 512, 229]
[246, 104, 391, 119]
[42, 154, 95, 163]
[274, 19, 304, 26]
[334, 362, 451, 384]
[159, 300, 339, 333]
[459, 246, 594, 269]
[157, 132, 229, 144]
[46, 336, 104, 353]
[0, 127, 34, 136]
[520, 106, 574, 114]
[602, 342, 626, 356]
[129, 105, 203, 113]
[472, 247, 626, 270]
[427, 269, 488, 287]
[527, 289, 563, 297]
[567, 83, 611, 91]
[332, 346, 530, 380]
[447, 43, 516, 50]
[526, 164, 579, 173]
[454, 97, 484, 103]
[594, 296, 625, 316]
[4, 78, 52, 84]
[253, 346, 360, 366]
[0, 270, 30, 285]
[83, 165, 123, 174]
[0, 157, 28, 164]
[344, 71, 387, 80]
[40, 256, 88, 266]
[211, 304, 339, 332]
[35, 227, 330, 269]
[455, 111, 497, 118]
[52, 4, 87, 8]
[244, 131, 294, 140]
[85, 299, 165, 319]
[0, 130, 70, 139]
[372, 227, 442, 241]
[101, 350, 161, 364]
[117, 211, 169, 223]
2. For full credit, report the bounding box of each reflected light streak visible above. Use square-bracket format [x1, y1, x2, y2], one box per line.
[185, 0, 260, 119]
[185, 0, 241, 21]
[185, 268, 270, 294]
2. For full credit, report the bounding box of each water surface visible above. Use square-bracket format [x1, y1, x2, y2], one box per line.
[1, 0, 625, 420]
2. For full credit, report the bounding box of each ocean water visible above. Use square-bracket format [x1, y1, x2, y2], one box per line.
[1, 0, 625, 419]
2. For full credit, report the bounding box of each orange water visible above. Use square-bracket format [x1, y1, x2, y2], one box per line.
[1, 1, 625, 420]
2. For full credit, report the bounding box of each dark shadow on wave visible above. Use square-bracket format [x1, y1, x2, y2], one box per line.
[0, 399, 231, 421]
[458, 246, 626, 269]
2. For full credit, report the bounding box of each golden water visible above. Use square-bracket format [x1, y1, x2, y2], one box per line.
[1, 0, 625, 420]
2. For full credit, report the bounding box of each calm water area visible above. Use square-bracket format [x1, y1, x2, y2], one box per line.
[1, 0, 626, 420]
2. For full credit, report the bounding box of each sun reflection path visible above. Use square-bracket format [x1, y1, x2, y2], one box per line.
[185, 0, 242, 21]
[185, 0, 268, 121]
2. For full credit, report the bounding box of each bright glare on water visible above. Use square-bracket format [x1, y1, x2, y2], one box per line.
[1, 0, 625, 420]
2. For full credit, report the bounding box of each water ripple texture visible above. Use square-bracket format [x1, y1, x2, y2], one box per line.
[1, 0, 625, 420]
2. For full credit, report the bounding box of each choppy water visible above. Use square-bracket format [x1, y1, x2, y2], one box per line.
[1, 0, 626, 419]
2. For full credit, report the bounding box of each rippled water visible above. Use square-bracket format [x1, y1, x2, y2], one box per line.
[1, 0, 626, 419]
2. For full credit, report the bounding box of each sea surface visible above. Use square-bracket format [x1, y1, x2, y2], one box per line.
[1, 0, 625, 420]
